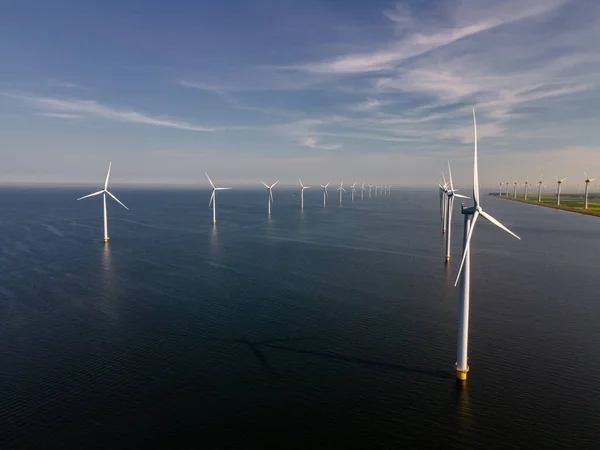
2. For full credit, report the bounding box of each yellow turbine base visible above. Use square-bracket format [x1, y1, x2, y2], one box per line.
[445, 256, 450, 262]
[456, 365, 469, 381]
[212, 220, 216, 225]
[103, 237, 109, 244]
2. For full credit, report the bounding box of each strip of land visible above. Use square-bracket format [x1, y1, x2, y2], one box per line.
[490, 193, 600, 218]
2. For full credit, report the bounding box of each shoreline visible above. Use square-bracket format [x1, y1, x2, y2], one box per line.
[490, 194, 600, 218]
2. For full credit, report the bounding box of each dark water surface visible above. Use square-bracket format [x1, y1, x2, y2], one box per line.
[0, 187, 599, 448]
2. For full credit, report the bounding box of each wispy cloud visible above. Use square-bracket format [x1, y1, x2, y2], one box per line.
[290, 0, 569, 74]
[7, 93, 215, 132]
[301, 136, 341, 150]
[347, 98, 385, 112]
[37, 112, 81, 119]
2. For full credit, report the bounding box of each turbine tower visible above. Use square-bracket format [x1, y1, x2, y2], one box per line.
[445, 162, 469, 262]
[584, 172, 596, 209]
[298, 178, 311, 211]
[360, 181, 366, 200]
[261, 180, 278, 215]
[513, 181, 518, 198]
[554, 176, 567, 205]
[499, 182, 503, 196]
[537, 175, 543, 202]
[350, 182, 357, 201]
[454, 110, 521, 381]
[206, 173, 232, 224]
[440, 173, 449, 234]
[368, 184, 373, 198]
[338, 180, 346, 205]
[320, 181, 331, 207]
[523, 177, 530, 200]
[77, 162, 129, 243]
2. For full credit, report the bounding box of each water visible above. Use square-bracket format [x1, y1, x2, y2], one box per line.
[0, 187, 599, 448]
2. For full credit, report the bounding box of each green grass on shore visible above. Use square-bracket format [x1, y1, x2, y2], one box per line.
[492, 193, 600, 217]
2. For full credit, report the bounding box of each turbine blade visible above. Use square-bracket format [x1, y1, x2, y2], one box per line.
[479, 209, 520, 240]
[270, 190, 274, 203]
[215, 187, 232, 190]
[472, 109, 480, 206]
[77, 190, 104, 201]
[448, 161, 454, 192]
[271, 180, 279, 188]
[106, 191, 129, 210]
[298, 178, 304, 188]
[104, 162, 112, 190]
[205, 172, 215, 189]
[261, 182, 269, 188]
[454, 194, 470, 199]
[454, 210, 479, 287]
[209, 191, 215, 206]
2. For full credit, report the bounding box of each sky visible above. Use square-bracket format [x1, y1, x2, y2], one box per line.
[1, 0, 600, 188]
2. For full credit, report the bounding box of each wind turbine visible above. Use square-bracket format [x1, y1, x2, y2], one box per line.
[298, 178, 311, 211]
[360, 181, 366, 200]
[453, 110, 521, 381]
[350, 182, 357, 201]
[554, 176, 567, 205]
[440, 173, 449, 234]
[77, 162, 129, 243]
[261, 180, 279, 215]
[320, 181, 331, 207]
[445, 161, 469, 262]
[388, 184, 392, 195]
[584, 172, 596, 209]
[537, 175, 544, 202]
[368, 184, 373, 198]
[206, 173, 232, 225]
[499, 182, 503, 196]
[512, 180, 518, 198]
[338, 180, 346, 205]
[523, 177, 530, 200]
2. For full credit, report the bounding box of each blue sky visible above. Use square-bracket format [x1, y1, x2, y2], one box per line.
[1, 0, 599, 187]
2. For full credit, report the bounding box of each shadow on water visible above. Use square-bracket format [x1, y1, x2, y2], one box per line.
[265, 343, 454, 380]
[198, 335, 452, 380]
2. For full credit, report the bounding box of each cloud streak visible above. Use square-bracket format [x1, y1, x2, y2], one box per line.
[7, 93, 215, 132]
[301, 136, 341, 150]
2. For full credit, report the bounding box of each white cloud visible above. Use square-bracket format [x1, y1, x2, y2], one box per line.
[301, 136, 341, 150]
[7, 93, 215, 132]
[37, 112, 81, 119]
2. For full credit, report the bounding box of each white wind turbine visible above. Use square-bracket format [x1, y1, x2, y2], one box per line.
[261, 180, 279, 215]
[523, 177, 530, 200]
[360, 181, 366, 200]
[537, 175, 543, 202]
[584, 172, 596, 209]
[338, 180, 347, 205]
[554, 176, 567, 205]
[499, 182, 504, 196]
[440, 173, 449, 234]
[444, 162, 469, 262]
[77, 162, 129, 243]
[320, 181, 331, 207]
[350, 182, 357, 201]
[453, 110, 521, 381]
[206, 173, 232, 224]
[388, 184, 392, 195]
[512, 180, 518, 198]
[368, 184, 373, 198]
[298, 178, 311, 210]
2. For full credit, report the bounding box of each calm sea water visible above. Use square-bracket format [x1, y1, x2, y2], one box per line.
[0, 187, 599, 448]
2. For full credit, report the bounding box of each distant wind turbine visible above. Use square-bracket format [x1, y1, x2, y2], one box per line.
[512, 180, 518, 198]
[453, 110, 521, 381]
[261, 180, 279, 215]
[537, 175, 543, 202]
[298, 178, 311, 211]
[584, 172, 596, 209]
[523, 177, 530, 200]
[350, 182, 357, 201]
[368, 184, 373, 198]
[445, 161, 469, 262]
[320, 181, 331, 207]
[499, 182, 504, 196]
[554, 176, 567, 205]
[440, 173, 449, 234]
[360, 181, 366, 200]
[77, 162, 129, 243]
[206, 173, 232, 224]
[338, 180, 346, 205]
